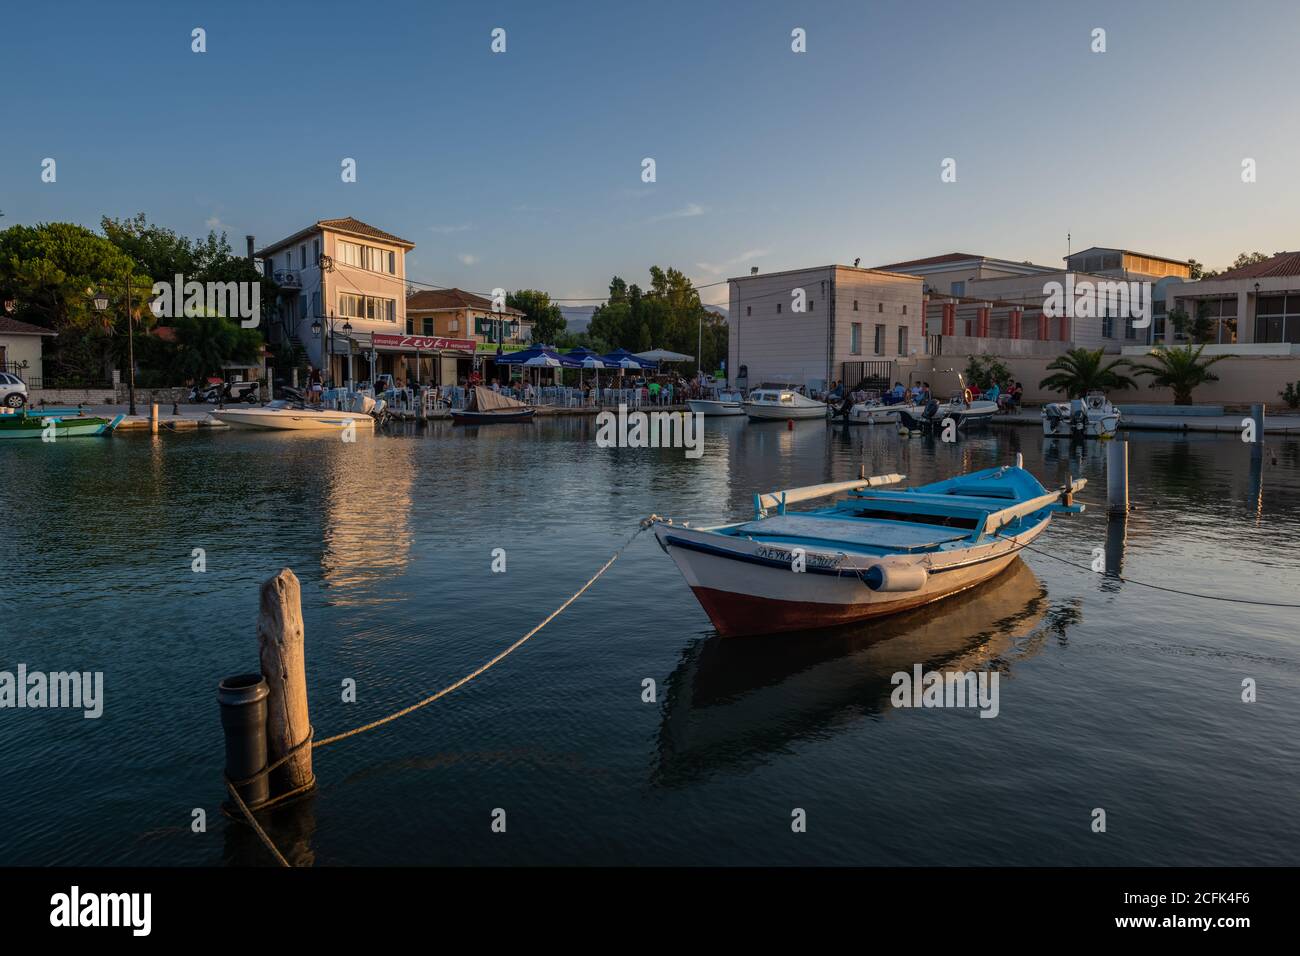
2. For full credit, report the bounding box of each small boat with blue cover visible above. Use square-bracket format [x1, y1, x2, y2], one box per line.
[653, 464, 1085, 637]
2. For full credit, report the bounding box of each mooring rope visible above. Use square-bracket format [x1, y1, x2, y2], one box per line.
[996, 529, 1300, 608]
[229, 523, 652, 866]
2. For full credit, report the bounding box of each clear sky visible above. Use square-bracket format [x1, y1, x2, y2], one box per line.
[3, 0, 1298, 306]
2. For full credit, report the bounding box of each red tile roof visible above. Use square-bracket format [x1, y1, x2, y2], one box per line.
[406, 288, 524, 315]
[0, 316, 56, 336]
[255, 217, 414, 257]
[1210, 252, 1300, 280]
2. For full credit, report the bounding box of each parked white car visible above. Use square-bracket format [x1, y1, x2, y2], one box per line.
[1, 371, 28, 408]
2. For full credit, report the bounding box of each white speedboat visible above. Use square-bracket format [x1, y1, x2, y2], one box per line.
[897, 393, 999, 432]
[688, 389, 745, 416]
[744, 385, 828, 421]
[652, 465, 1085, 637]
[211, 400, 376, 432]
[1042, 391, 1121, 438]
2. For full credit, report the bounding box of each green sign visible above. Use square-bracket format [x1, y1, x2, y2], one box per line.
[475, 342, 529, 354]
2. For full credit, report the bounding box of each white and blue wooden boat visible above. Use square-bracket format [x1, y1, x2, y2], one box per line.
[653, 464, 1085, 637]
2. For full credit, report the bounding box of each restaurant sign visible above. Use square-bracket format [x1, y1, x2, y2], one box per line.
[371, 333, 476, 352]
[474, 342, 529, 354]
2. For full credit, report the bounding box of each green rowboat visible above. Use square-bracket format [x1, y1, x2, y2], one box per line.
[0, 410, 125, 440]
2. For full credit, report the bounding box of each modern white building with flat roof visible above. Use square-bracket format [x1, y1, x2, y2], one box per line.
[728, 264, 924, 392]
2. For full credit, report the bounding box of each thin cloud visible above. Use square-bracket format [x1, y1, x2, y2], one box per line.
[696, 249, 770, 275]
[648, 203, 706, 223]
[458, 253, 479, 266]
[430, 223, 472, 234]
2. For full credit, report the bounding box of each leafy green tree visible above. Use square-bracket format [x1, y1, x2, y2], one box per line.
[508, 289, 566, 346]
[170, 313, 262, 384]
[587, 267, 728, 375]
[964, 355, 1012, 389]
[1131, 344, 1226, 405]
[1039, 348, 1137, 398]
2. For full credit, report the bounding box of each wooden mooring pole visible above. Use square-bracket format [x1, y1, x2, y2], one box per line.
[257, 569, 315, 799]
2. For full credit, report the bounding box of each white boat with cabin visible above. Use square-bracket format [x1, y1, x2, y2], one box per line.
[744, 384, 829, 421]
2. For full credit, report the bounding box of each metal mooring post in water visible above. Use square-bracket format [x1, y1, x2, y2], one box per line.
[1106, 438, 1129, 516]
[1251, 403, 1266, 461]
[217, 569, 316, 817]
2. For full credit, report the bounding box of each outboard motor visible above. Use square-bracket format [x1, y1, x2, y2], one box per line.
[1069, 397, 1087, 434]
[923, 398, 941, 420]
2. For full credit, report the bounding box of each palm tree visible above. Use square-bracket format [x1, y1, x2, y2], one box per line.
[1038, 348, 1137, 398]
[1131, 344, 1226, 406]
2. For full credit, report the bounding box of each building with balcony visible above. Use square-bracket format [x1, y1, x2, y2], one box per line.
[255, 217, 414, 385]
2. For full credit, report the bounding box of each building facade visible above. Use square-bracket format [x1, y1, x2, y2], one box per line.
[255, 217, 414, 385]
[405, 288, 530, 384]
[0, 316, 55, 388]
[727, 265, 924, 392]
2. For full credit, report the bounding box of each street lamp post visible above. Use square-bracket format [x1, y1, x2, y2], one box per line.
[124, 271, 136, 416]
[311, 313, 353, 391]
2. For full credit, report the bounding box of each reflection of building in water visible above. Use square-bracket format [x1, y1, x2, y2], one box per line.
[653, 559, 1068, 788]
[320, 439, 415, 592]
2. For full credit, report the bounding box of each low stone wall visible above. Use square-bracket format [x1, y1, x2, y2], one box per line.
[29, 385, 190, 405]
[924, 355, 1300, 408]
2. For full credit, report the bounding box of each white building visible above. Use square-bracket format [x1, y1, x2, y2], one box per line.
[255, 217, 414, 384]
[728, 265, 924, 391]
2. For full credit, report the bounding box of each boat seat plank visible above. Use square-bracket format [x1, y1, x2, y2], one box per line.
[734, 514, 969, 550]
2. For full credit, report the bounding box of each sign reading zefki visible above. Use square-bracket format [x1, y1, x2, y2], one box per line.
[371, 333, 476, 351]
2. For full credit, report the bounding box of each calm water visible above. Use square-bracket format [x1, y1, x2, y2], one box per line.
[1, 418, 1297, 866]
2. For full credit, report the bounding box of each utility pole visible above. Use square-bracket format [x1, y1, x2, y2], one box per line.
[126, 269, 137, 416]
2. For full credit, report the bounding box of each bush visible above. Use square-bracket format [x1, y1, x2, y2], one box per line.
[1281, 382, 1300, 410]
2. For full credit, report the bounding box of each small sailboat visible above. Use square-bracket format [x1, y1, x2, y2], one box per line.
[744, 385, 829, 421]
[451, 386, 536, 424]
[1042, 391, 1121, 438]
[0, 407, 124, 440]
[652, 464, 1085, 637]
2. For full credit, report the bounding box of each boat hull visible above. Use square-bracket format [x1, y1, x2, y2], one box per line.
[211, 408, 375, 431]
[745, 403, 828, 421]
[688, 399, 745, 416]
[1041, 406, 1120, 438]
[451, 408, 537, 424]
[656, 520, 1045, 637]
[0, 414, 122, 439]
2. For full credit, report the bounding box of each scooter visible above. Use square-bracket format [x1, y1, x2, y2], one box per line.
[189, 381, 260, 404]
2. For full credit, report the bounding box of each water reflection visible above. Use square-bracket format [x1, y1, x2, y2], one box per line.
[653, 559, 1063, 787]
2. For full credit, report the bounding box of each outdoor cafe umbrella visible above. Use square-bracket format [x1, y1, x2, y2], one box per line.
[523, 351, 562, 389]
[634, 348, 692, 364]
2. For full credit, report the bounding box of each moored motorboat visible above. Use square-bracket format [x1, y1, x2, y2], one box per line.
[451, 385, 536, 424]
[0, 408, 124, 440]
[897, 393, 999, 432]
[688, 389, 745, 416]
[652, 464, 1085, 637]
[743, 385, 828, 421]
[1042, 391, 1121, 438]
[211, 400, 376, 432]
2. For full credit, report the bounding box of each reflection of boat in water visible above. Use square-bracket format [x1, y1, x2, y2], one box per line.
[654, 559, 1068, 787]
[653, 465, 1085, 637]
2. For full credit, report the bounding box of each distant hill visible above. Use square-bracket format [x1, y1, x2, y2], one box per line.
[561, 306, 597, 332]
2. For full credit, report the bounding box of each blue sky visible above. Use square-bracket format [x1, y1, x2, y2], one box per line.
[3, 0, 1298, 306]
